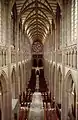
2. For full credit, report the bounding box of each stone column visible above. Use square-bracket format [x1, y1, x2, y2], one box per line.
[2, 91, 9, 120]
[70, 51, 72, 67]
[0, 50, 2, 67]
[51, 64, 53, 100]
[48, 63, 50, 92]
[65, 52, 67, 65]
[61, 1, 67, 120]
[74, 50, 77, 69]
[73, 50, 77, 68]
[50, 64, 52, 94]
[68, 51, 70, 66]
[6, 91, 12, 120]
[5, 1, 12, 120]
[15, 21, 19, 98]
[21, 33, 24, 93]
[25, 64, 28, 89]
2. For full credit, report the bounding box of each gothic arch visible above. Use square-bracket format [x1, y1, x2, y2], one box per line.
[11, 67, 16, 98]
[64, 70, 76, 119]
[0, 70, 8, 92]
[0, 71, 8, 120]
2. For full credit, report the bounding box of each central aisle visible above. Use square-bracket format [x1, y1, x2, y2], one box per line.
[28, 92, 44, 120]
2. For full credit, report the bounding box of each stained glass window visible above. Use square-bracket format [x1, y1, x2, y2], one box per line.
[71, 0, 78, 42]
[32, 41, 43, 54]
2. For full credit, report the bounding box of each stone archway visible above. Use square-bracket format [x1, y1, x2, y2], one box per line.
[56, 67, 62, 104]
[0, 71, 8, 120]
[65, 71, 76, 120]
[11, 67, 16, 98]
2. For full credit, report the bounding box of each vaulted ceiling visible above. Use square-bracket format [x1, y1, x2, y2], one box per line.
[15, 0, 58, 44]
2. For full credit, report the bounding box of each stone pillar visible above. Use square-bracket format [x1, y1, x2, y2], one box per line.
[21, 33, 24, 93]
[73, 50, 77, 68]
[15, 21, 19, 98]
[0, 50, 2, 67]
[7, 91, 12, 120]
[48, 63, 50, 92]
[65, 52, 67, 65]
[5, 1, 12, 120]
[50, 64, 52, 94]
[61, 1, 67, 120]
[51, 64, 53, 100]
[74, 50, 77, 69]
[25, 64, 28, 89]
[70, 51, 72, 67]
[23, 63, 26, 91]
[2, 91, 9, 120]
[68, 52, 70, 66]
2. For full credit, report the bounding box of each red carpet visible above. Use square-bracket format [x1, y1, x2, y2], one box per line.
[19, 107, 59, 120]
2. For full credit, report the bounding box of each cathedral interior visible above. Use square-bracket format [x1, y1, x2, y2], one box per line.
[0, 0, 78, 120]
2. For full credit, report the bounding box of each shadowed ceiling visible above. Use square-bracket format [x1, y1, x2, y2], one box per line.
[16, 0, 58, 44]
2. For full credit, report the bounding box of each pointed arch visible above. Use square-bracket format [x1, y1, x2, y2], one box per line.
[64, 70, 76, 119]
[0, 70, 8, 92]
[0, 70, 8, 120]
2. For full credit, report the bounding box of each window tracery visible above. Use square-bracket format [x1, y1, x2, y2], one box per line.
[71, 0, 77, 42]
[32, 41, 43, 54]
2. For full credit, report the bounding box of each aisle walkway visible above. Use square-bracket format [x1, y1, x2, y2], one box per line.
[19, 92, 59, 120]
[28, 92, 44, 120]
[19, 70, 59, 120]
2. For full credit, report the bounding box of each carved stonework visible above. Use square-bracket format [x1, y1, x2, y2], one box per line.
[32, 41, 43, 54]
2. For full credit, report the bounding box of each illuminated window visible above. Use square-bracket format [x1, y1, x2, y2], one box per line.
[71, 0, 77, 42]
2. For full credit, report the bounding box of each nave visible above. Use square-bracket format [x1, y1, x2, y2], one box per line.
[19, 69, 60, 120]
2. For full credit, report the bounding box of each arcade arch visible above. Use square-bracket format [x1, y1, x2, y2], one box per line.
[65, 71, 76, 119]
[0, 71, 8, 120]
